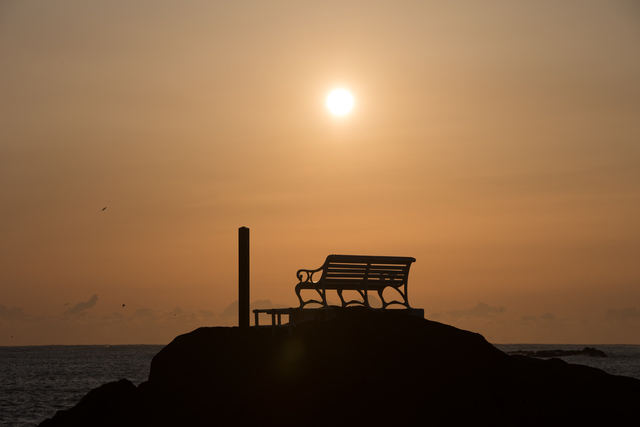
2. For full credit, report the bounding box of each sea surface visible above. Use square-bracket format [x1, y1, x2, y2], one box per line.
[1, 343, 639, 427]
[0, 345, 163, 427]
[493, 343, 640, 380]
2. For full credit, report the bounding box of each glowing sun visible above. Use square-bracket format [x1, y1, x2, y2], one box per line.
[326, 89, 354, 116]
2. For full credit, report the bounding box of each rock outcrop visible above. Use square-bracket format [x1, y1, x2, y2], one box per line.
[39, 308, 640, 426]
[507, 347, 608, 358]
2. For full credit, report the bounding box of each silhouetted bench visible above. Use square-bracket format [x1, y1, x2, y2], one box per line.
[295, 255, 416, 309]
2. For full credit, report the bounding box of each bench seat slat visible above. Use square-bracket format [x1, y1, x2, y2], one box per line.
[326, 263, 369, 267]
[326, 265, 407, 272]
[367, 265, 409, 270]
[325, 270, 407, 279]
[325, 273, 407, 279]
[326, 264, 409, 269]
[322, 278, 406, 285]
[327, 255, 415, 263]
[323, 280, 403, 287]
[326, 268, 409, 274]
[327, 262, 411, 267]
[325, 268, 370, 274]
[322, 278, 406, 284]
[326, 271, 407, 277]
[323, 278, 403, 284]
[367, 271, 408, 275]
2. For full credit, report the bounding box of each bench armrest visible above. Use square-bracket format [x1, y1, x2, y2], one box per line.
[296, 266, 324, 283]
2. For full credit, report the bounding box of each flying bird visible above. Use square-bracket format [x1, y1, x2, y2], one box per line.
[102, 207, 107, 211]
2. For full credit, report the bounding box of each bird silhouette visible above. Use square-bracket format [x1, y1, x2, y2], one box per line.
[102, 207, 107, 211]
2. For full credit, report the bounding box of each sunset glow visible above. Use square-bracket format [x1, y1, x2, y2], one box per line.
[326, 89, 354, 115]
[1, 1, 639, 346]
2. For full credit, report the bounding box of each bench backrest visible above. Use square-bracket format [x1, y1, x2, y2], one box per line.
[319, 255, 415, 288]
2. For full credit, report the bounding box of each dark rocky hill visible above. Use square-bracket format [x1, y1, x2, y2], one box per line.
[39, 308, 640, 426]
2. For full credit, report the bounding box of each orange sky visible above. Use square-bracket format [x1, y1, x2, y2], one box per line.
[1, 1, 640, 345]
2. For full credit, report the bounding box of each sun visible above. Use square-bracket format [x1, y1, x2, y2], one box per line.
[326, 89, 354, 116]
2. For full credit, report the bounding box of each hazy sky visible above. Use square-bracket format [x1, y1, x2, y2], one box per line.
[2, 1, 640, 345]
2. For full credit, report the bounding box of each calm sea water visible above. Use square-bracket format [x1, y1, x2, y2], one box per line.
[0, 345, 163, 427]
[493, 343, 640, 380]
[1, 344, 639, 426]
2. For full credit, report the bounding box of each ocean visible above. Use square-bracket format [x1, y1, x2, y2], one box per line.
[1, 343, 639, 427]
[493, 343, 640, 380]
[0, 345, 163, 427]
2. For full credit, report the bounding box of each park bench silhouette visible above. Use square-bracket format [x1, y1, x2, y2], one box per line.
[295, 254, 416, 309]
[254, 254, 417, 331]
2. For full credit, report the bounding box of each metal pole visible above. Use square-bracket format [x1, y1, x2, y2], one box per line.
[238, 226, 250, 328]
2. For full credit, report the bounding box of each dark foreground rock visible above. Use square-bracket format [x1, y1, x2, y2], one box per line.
[39, 308, 640, 426]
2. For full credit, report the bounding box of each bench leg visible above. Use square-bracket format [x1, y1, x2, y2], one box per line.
[271, 313, 277, 335]
[359, 290, 368, 308]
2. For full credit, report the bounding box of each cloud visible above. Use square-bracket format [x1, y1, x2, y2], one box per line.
[0, 304, 225, 345]
[63, 294, 98, 316]
[220, 300, 238, 321]
[220, 300, 279, 322]
[134, 308, 154, 318]
[198, 310, 215, 320]
[606, 307, 640, 320]
[0, 305, 31, 320]
[251, 300, 275, 310]
[219, 300, 295, 326]
[540, 312, 556, 322]
[3, 298, 640, 345]
[438, 302, 506, 320]
[520, 313, 556, 322]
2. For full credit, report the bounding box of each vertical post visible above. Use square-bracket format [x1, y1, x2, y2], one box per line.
[238, 226, 250, 328]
